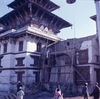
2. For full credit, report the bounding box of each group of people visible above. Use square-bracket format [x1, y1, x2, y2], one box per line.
[54, 82, 100, 99]
[82, 82, 100, 99]
[16, 81, 100, 99]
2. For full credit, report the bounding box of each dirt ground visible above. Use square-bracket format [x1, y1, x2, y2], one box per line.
[24, 91, 96, 99]
[64, 96, 93, 99]
[51, 96, 94, 99]
[34, 96, 94, 99]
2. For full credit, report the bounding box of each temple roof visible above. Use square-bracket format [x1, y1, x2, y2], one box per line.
[8, 0, 59, 12]
[0, 1, 72, 33]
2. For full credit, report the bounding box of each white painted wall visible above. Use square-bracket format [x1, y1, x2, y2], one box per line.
[80, 40, 92, 63]
[79, 37, 100, 85]
[0, 23, 60, 93]
[27, 41, 36, 52]
[91, 38, 99, 63]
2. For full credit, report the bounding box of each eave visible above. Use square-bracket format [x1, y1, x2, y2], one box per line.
[0, 1, 72, 34]
[0, 26, 61, 42]
[90, 15, 96, 21]
[7, 0, 60, 12]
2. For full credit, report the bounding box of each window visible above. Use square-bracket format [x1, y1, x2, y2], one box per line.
[30, 56, 40, 66]
[19, 41, 23, 51]
[3, 43, 7, 53]
[33, 72, 40, 82]
[0, 56, 3, 67]
[37, 42, 41, 52]
[78, 49, 88, 64]
[49, 55, 56, 66]
[16, 57, 25, 66]
[0, 45, 1, 53]
[96, 55, 100, 63]
[15, 71, 25, 82]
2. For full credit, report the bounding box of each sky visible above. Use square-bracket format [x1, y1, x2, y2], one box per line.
[0, 0, 96, 40]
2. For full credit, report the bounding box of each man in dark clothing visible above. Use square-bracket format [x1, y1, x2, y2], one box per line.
[82, 83, 89, 99]
[91, 82, 100, 99]
[17, 81, 22, 92]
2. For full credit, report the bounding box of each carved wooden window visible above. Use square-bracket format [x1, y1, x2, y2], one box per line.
[3, 43, 7, 53]
[19, 41, 23, 51]
[78, 49, 88, 64]
[16, 57, 25, 66]
[37, 42, 41, 52]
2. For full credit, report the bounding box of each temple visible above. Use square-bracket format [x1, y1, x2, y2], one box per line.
[0, 0, 99, 97]
[0, 0, 72, 93]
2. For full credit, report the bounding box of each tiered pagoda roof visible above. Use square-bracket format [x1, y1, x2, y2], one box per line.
[8, 0, 59, 12]
[0, 0, 72, 35]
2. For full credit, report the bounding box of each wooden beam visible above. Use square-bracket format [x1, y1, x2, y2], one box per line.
[2, 20, 7, 27]
[44, 2, 48, 9]
[58, 22, 63, 29]
[5, 17, 11, 29]
[35, 0, 38, 3]
[47, 5, 52, 11]
[22, 8, 28, 16]
[39, 12, 45, 21]
[7, 17, 13, 28]
[28, 2, 32, 17]
[46, 39, 49, 47]
[16, 1, 20, 8]
[19, 0, 23, 5]
[8, 15, 15, 28]
[9, 16, 16, 27]
[49, 7, 54, 11]
[17, 11, 24, 20]
[39, 0, 42, 5]
[37, 37, 41, 43]
[54, 20, 59, 27]
[34, 9, 39, 17]
[49, 16, 56, 26]
[14, 13, 21, 25]
[22, 8, 30, 21]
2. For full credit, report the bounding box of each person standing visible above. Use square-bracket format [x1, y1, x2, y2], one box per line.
[17, 87, 24, 99]
[54, 85, 63, 99]
[91, 82, 100, 99]
[17, 81, 22, 92]
[82, 83, 89, 99]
